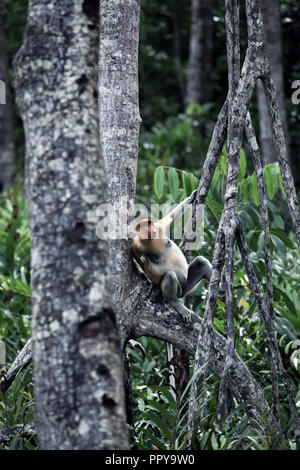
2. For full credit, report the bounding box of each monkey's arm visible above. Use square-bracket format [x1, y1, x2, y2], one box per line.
[132, 240, 143, 259]
[132, 242, 162, 286]
[156, 190, 198, 231]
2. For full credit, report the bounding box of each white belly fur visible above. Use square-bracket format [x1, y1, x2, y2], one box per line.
[150, 241, 188, 282]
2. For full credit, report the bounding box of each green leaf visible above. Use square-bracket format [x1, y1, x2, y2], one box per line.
[0, 275, 31, 298]
[247, 206, 261, 227]
[154, 166, 165, 199]
[272, 213, 285, 230]
[158, 386, 177, 412]
[251, 174, 259, 206]
[186, 103, 202, 116]
[143, 428, 167, 450]
[190, 174, 199, 192]
[137, 398, 145, 412]
[174, 188, 184, 204]
[182, 171, 192, 198]
[264, 164, 278, 200]
[206, 196, 223, 222]
[240, 177, 250, 203]
[148, 400, 175, 428]
[270, 233, 287, 260]
[269, 228, 294, 249]
[220, 147, 227, 175]
[211, 432, 219, 450]
[239, 148, 247, 178]
[147, 413, 173, 441]
[274, 287, 297, 317]
[168, 168, 180, 201]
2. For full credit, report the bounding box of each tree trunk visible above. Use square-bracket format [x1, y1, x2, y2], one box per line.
[257, 0, 289, 166]
[0, 1, 15, 190]
[13, 0, 128, 450]
[186, 0, 213, 107]
[99, 0, 141, 344]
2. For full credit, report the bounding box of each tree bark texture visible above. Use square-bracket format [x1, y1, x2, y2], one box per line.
[0, 1, 15, 190]
[99, 0, 141, 344]
[186, 0, 213, 106]
[257, 0, 289, 166]
[13, 0, 128, 450]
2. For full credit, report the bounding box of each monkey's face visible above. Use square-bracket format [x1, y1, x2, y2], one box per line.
[135, 219, 157, 240]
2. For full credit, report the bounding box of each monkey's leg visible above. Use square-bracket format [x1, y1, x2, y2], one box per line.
[160, 271, 182, 301]
[161, 272, 191, 324]
[182, 255, 212, 297]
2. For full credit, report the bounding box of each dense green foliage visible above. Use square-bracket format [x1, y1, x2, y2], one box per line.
[0, 188, 34, 449]
[0, 0, 299, 451]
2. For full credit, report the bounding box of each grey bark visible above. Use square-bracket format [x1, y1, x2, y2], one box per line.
[98, 0, 141, 422]
[99, 0, 141, 344]
[186, 0, 213, 106]
[13, 0, 128, 450]
[0, 1, 15, 190]
[257, 0, 289, 166]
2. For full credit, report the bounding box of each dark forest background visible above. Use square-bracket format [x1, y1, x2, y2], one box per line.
[1, 0, 300, 192]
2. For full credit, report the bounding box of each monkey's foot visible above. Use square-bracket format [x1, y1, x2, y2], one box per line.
[169, 300, 192, 324]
